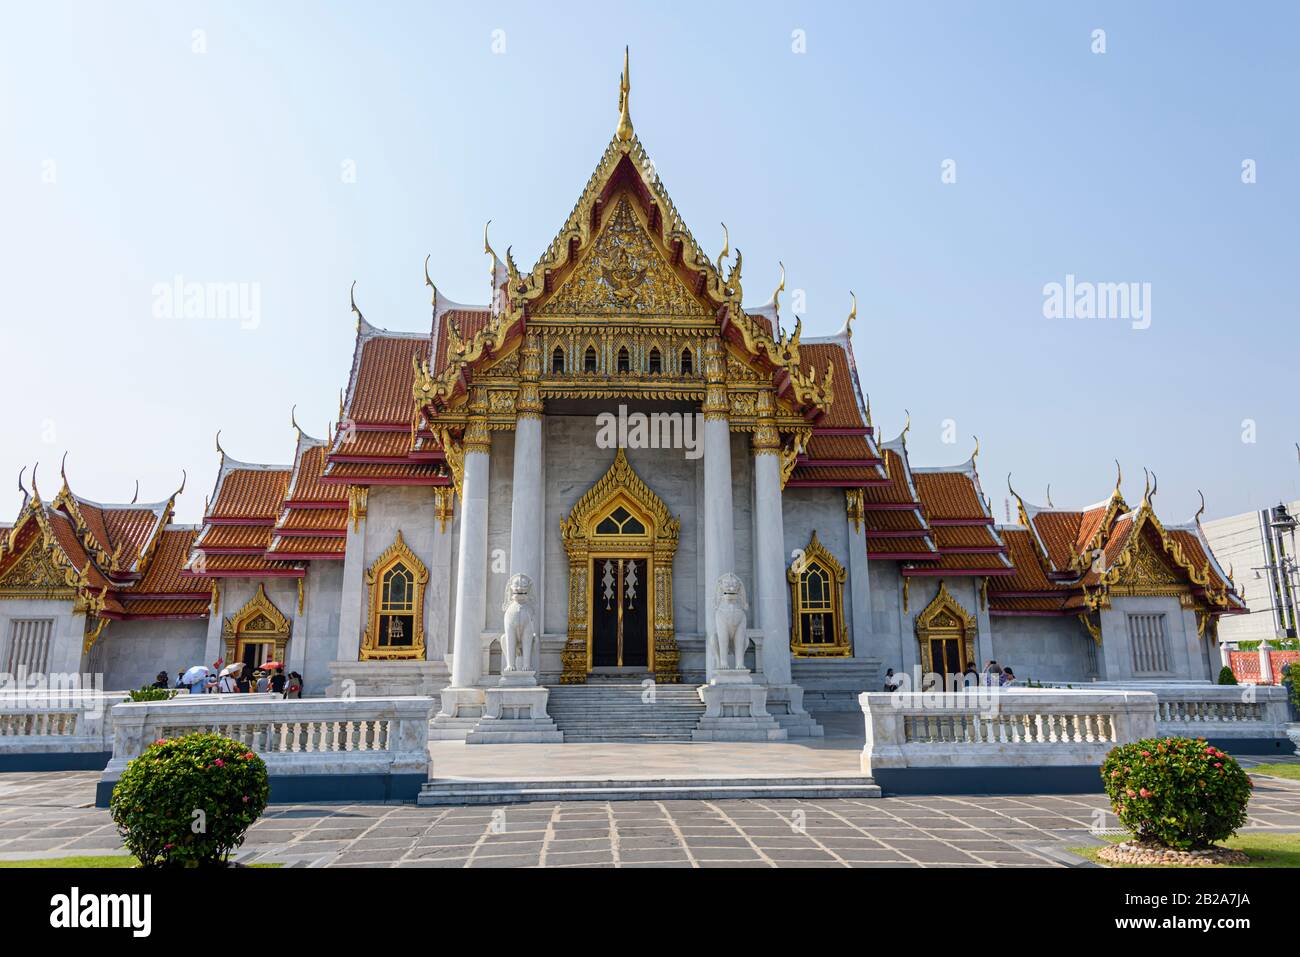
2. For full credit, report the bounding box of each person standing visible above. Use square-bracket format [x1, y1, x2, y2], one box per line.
[286, 672, 304, 699]
[151, 671, 169, 690]
[270, 668, 286, 697]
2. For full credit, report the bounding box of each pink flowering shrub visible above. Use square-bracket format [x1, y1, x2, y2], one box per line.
[1101, 737, 1251, 850]
[109, 732, 269, 867]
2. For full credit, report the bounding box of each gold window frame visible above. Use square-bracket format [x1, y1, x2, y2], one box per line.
[788, 530, 850, 657]
[360, 531, 429, 661]
[221, 583, 291, 665]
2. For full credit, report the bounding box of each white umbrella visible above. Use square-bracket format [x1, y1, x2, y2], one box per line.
[219, 663, 245, 677]
[181, 665, 210, 685]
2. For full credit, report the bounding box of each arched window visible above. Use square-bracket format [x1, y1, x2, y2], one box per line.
[788, 531, 849, 656]
[680, 347, 693, 375]
[648, 348, 662, 374]
[552, 346, 565, 374]
[595, 504, 646, 537]
[361, 531, 428, 660]
[914, 583, 976, 682]
[616, 346, 631, 373]
[584, 345, 598, 373]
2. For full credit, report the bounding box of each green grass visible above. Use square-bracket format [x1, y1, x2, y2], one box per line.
[1069, 832, 1300, 868]
[1248, 763, 1300, 781]
[0, 855, 281, 869]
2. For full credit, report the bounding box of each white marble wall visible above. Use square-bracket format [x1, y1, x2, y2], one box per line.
[93, 618, 208, 692]
[989, 613, 1097, 684]
[0, 598, 87, 681]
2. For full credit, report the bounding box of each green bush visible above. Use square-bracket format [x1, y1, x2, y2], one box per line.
[1283, 665, 1300, 712]
[109, 732, 269, 867]
[1216, 665, 1238, 686]
[128, 686, 179, 702]
[1101, 737, 1251, 850]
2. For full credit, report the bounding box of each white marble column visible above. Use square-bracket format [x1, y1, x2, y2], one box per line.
[335, 488, 368, 662]
[752, 442, 791, 685]
[509, 415, 543, 592]
[846, 492, 873, 659]
[702, 423, 735, 680]
[444, 424, 491, 714]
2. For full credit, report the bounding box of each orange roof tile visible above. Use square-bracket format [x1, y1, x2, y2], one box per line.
[194, 525, 273, 552]
[796, 343, 863, 429]
[210, 467, 290, 521]
[433, 309, 492, 374]
[276, 509, 347, 533]
[914, 471, 988, 522]
[350, 332, 431, 423]
[133, 528, 205, 595]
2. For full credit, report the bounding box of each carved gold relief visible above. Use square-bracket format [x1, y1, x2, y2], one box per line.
[221, 583, 291, 665]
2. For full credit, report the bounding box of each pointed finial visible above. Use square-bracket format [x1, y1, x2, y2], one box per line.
[1195, 489, 1206, 526]
[215, 430, 225, 457]
[349, 281, 364, 328]
[715, 223, 729, 275]
[1141, 468, 1151, 505]
[901, 409, 911, 447]
[616, 46, 633, 142]
[971, 435, 980, 464]
[130, 479, 139, 505]
[1046, 483, 1054, 508]
[424, 254, 437, 307]
[60, 451, 69, 488]
[864, 393, 873, 429]
[1007, 473, 1024, 509]
[291, 404, 303, 437]
[31, 462, 40, 500]
[842, 291, 857, 338]
[1149, 470, 1158, 504]
[771, 261, 785, 312]
[174, 470, 187, 498]
[17, 466, 27, 497]
[1113, 460, 1123, 496]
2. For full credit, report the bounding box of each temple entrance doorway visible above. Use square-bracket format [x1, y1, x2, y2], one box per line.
[591, 556, 650, 669]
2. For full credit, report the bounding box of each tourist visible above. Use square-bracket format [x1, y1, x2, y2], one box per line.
[883, 667, 900, 691]
[217, 670, 239, 694]
[286, 671, 303, 699]
[151, 671, 169, 689]
[236, 668, 252, 694]
[962, 662, 979, 686]
[255, 670, 270, 694]
[204, 673, 219, 694]
[982, 660, 1002, 686]
[999, 667, 1017, 687]
[270, 668, 286, 696]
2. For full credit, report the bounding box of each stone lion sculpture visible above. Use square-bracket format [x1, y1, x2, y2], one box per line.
[499, 573, 538, 673]
[711, 572, 749, 671]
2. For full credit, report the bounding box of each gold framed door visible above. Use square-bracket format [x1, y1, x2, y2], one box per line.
[589, 555, 652, 670]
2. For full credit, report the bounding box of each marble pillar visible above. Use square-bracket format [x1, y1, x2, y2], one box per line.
[335, 489, 368, 662]
[509, 415, 543, 597]
[702, 416, 735, 681]
[442, 438, 490, 717]
[752, 443, 791, 686]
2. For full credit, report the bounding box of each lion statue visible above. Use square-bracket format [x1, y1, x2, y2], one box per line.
[711, 572, 749, 671]
[499, 573, 538, 673]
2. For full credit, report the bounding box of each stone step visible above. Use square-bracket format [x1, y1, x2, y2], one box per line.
[418, 776, 881, 805]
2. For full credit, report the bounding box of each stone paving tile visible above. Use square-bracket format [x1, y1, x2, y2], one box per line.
[4, 769, 1300, 868]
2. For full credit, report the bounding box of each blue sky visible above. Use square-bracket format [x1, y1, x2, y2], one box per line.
[1, 1, 1296, 524]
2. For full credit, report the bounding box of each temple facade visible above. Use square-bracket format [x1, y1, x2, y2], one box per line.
[0, 57, 1248, 731]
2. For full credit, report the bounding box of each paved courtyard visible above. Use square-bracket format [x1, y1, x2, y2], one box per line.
[2, 767, 1299, 868]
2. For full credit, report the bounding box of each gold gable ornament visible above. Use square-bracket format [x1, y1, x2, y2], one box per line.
[914, 582, 977, 680]
[221, 583, 291, 666]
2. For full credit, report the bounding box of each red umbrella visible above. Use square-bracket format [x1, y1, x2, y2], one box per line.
[260, 661, 284, 671]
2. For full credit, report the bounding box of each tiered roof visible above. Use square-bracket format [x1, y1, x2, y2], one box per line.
[186, 442, 298, 579]
[267, 430, 348, 560]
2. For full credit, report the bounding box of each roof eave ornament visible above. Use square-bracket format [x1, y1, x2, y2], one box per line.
[715, 223, 729, 277]
[1113, 459, 1123, 499]
[130, 479, 139, 505]
[424, 254, 437, 309]
[770, 261, 785, 314]
[350, 280, 365, 330]
[1046, 483, 1054, 508]
[971, 434, 979, 466]
[1194, 489, 1206, 527]
[840, 291, 857, 339]
[616, 46, 633, 143]
[900, 409, 911, 450]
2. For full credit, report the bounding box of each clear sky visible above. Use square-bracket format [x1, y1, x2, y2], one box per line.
[1, 1, 1296, 524]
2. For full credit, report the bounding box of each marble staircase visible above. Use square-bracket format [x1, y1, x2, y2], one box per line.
[545, 682, 706, 742]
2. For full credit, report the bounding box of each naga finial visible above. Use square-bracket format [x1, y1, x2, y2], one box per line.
[424, 254, 437, 307]
[1195, 489, 1206, 526]
[59, 451, 69, 489]
[291, 404, 302, 437]
[215, 430, 226, 458]
[971, 434, 980, 464]
[864, 393, 873, 429]
[1149, 470, 1158, 504]
[616, 46, 633, 142]
[842, 291, 857, 339]
[771, 261, 785, 312]
[901, 409, 911, 447]
[130, 479, 139, 505]
[715, 222, 729, 276]
[1046, 483, 1054, 508]
[349, 280, 365, 329]
[17, 466, 27, 498]
[31, 462, 40, 501]
[1113, 459, 1123, 497]
[174, 469, 187, 498]
[1007, 472, 1025, 510]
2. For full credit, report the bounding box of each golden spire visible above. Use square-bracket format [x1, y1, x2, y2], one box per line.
[616, 46, 633, 142]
